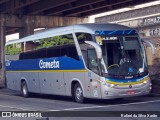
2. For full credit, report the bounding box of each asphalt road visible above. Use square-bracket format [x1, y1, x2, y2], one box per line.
[0, 88, 160, 120]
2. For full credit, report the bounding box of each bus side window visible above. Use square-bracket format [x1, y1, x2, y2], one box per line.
[61, 45, 68, 57]
[47, 46, 61, 58]
[61, 45, 79, 60]
[35, 48, 47, 59]
[87, 49, 99, 74]
[19, 53, 24, 60]
[19, 51, 35, 60]
[82, 50, 87, 65]
[76, 33, 93, 43]
[67, 45, 79, 60]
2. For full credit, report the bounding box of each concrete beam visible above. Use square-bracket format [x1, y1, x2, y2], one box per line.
[0, 14, 6, 87]
[2, 14, 88, 35]
[4, 15, 88, 28]
[1, 0, 40, 14]
[95, 4, 160, 24]
[5, 15, 23, 28]
[27, 0, 78, 15]
[18, 16, 88, 38]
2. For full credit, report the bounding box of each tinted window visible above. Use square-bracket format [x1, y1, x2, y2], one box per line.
[76, 33, 93, 43]
[19, 34, 79, 60]
[60, 44, 79, 60]
[87, 49, 99, 74]
[47, 46, 61, 58]
[19, 51, 35, 60]
[35, 48, 47, 59]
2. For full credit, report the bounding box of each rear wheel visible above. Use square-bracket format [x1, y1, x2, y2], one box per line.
[73, 83, 85, 103]
[21, 81, 29, 98]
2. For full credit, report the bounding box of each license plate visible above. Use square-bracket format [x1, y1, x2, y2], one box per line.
[127, 90, 135, 95]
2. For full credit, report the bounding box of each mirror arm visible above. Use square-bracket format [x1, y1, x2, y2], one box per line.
[142, 39, 155, 55]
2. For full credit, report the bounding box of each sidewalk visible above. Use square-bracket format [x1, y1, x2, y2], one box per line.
[0, 87, 20, 96]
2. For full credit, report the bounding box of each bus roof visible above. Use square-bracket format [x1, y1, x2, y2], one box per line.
[6, 23, 134, 45]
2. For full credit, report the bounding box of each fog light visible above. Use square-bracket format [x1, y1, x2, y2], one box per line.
[110, 84, 115, 87]
[148, 86, 152, 92]
[143, 81, 147, 84]
[150, 83, 152, 86]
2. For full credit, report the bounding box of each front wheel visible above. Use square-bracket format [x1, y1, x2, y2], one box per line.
[21, 81, 29, 98]
[73, 83, 85, 103]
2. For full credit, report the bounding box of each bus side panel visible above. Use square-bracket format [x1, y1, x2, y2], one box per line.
[85, 71, 102, 99]
[6, 72, 21, 91]
[20, 72, 40, 93]
[64, 72, 86, 97]
[39, 72, 65, 95]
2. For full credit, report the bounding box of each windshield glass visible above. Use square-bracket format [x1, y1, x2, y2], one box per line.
[95, 36, 147, 76]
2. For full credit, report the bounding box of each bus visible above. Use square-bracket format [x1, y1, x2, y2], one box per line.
[5, 23, 153, 103]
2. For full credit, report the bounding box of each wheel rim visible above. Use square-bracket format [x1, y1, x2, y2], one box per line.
[22, 85, 27, 95]
[76, 87, 83, 100]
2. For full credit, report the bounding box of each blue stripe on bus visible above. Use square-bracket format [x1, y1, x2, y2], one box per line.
[106, 75, 148, 83]
[6, 56, 85, 71]
[95, 30, 138, 36]
[108, 30, 117, 35]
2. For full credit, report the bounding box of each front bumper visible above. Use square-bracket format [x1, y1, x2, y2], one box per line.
[100, 78, 151, 99]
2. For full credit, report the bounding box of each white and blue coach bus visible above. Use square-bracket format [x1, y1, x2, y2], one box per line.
[5, 24, 152, 103]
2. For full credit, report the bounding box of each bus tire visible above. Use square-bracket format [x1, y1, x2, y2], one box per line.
[21, 81, 29, 98]
[73, 83, 85, 103]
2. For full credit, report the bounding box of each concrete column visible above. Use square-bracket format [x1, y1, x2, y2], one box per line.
[0, 14, 6, 87]
[19, 16, 34, 38]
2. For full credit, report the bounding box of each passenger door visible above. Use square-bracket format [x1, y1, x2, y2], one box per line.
[86, 49, 102, 98]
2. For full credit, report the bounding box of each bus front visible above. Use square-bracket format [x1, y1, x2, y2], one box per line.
[77, 29, 151, 100]
[96, 30, 151, 99]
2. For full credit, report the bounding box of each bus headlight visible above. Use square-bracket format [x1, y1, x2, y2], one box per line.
[103, 82, 115, 88]
[106, 83, 115, 87]
[143, 76, 150, 84]
[110, 84, 115, 87]
[143, 80, 148, 84]
[149, 83, 152, 91]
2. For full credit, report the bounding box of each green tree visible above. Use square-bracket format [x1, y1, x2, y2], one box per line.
[6, 44, 21, 55]
[36, 35, 74, 49]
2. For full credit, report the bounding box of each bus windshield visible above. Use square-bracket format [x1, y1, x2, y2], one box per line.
[96, 36, 147, 76]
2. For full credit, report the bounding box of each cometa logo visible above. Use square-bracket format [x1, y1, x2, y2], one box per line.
[39, 59, 59, 69]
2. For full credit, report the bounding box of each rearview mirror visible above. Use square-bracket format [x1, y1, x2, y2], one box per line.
[142, 39, 155, 55]
[85, 41, 102, 59]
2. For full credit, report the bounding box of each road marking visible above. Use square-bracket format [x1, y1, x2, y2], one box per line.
[61, 99, 160, 111]
[0, 104, 30, 111]
[0, 91, 160, 111]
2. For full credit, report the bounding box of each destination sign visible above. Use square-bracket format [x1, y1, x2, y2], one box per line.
[95, 36, 118, 45]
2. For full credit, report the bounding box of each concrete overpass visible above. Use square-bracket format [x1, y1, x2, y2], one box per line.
[0, 0, 156, 35]
[0, 0, 157, 87]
